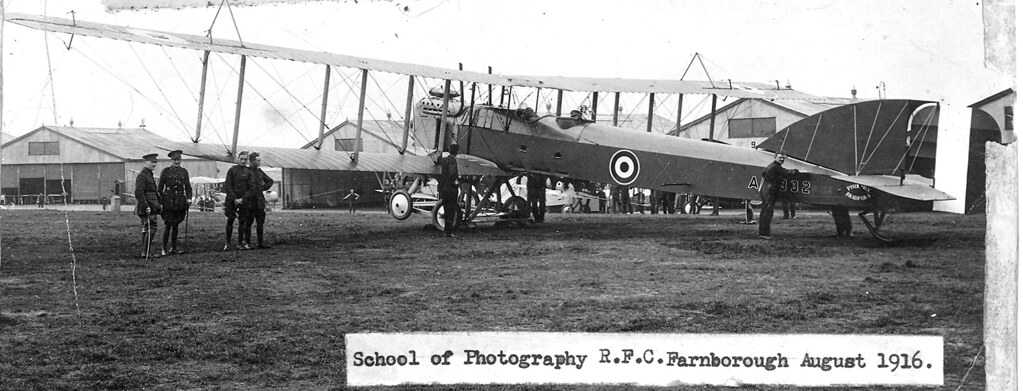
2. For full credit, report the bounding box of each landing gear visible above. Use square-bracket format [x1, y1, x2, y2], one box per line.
[858, 208, 895, 243]
[431, 200, 463, 232]
[388, 190, 413, 220]
[501, 196, 529, 219]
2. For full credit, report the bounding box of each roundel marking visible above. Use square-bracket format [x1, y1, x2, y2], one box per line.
[608, 149, 640, 185]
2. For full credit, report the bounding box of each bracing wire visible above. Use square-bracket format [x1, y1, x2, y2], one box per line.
[209, 52, 310, 145]
[43, 25, 59, 125]
[127, 43, 193, 139]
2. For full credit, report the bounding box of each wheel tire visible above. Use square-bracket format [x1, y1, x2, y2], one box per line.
[388, 190, 413, 220]
[562, 205, 572, 214]
[431, 200, 462, 232]
[501, 196, 529, 219]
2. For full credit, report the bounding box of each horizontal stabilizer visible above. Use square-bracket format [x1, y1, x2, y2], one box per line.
[160, 142, 511, 177]
[832, 174, 953, 201]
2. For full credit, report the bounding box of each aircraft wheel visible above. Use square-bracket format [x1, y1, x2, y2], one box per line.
[561, 205, 572, 214]
[501, 196, 529, 219]
[388, 190, 413, 220]
[431, 200, 462, 232]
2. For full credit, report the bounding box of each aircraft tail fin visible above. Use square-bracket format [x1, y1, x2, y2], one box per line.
[758, 99, 939, 178]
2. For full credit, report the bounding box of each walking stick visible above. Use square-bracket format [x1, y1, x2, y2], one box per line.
[184, 204, 190, 254]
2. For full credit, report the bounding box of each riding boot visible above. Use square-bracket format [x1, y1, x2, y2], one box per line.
[170, 225, 178, 253]
[162, 227, 171, 255]
[141, 232, 160, 258]
[256, 224, 265, 247]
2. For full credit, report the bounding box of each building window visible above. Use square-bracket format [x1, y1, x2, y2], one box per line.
[28, 141, 59, 155]
[1005, 106, 1013, 131]
[335, 138, 361, 152]
[728, 117, 776, 138]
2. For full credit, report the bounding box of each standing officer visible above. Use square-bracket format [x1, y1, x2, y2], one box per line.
[758, 152, 800, 239]
[158, 150, 192, 255]
[245, 152, 275, 249]
[434, 144, 460, 238]
[135, 153, 162, 258]
[222, 151, 253, 251]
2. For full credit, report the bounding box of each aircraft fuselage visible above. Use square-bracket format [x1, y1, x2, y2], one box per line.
[454, 106, 880, 208]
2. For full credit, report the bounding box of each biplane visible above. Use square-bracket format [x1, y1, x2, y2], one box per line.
[3, 12, 952, 241]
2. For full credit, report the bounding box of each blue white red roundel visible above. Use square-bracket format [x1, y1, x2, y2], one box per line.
[608, 150, 640, 185]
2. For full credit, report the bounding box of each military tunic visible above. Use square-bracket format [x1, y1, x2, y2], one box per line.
[134, 166, 161, 235]
[158, 165, 193, 225]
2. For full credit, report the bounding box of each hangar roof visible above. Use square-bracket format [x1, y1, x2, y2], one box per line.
[668, 97, 855, 136]
[3, 126, 181, 161]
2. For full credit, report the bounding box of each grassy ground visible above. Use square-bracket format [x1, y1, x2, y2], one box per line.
[0, 209, 986, 390]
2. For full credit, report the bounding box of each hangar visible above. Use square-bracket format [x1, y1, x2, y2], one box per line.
[667, 97, 856, 146]
[0, 125, 229, 205]
[279, 119, 413, 209]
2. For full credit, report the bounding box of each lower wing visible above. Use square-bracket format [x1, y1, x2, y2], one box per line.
[161, 142, 512, 177]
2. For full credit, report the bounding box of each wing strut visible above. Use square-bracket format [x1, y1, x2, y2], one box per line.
[555, 89, 563, 116]
[613, 92, 620, 126]
[315, 64, 330, 150]
[646, 92, 655, 132]
[352, 68, 368, 164]
[193, 50, 210, 143]
[590, 92, 598, 121]
[465, 82, 477, 155]
[229, 54, 247, 158]
[400, 75, 414, 154]
[674, 93, 684, 137]
[439, 79, 451, 149]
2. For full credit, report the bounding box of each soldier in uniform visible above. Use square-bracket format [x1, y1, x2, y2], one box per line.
[134, 153, 162, 258]
[158, 150, 193, 255]
[243, 152, 275, 249]
[223, 151, 254, 251]
[758, 153, 800, 239]
[434, 144, 460, 238]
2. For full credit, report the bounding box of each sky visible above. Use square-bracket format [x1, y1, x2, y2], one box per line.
[0, 0, 1014, 149]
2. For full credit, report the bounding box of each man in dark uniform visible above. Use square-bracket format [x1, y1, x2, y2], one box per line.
[158, 150, 193, 255]
[222, 151, 254, 251]
[758, 153, 800, 239]
[134, 153, 162, 258]
[526, 173, 546, 223]
[434, 144, 460, 238]
[244, 152, 275, 249]
[782, 201, 797, 219]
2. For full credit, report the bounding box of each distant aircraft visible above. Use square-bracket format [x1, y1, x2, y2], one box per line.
[5, 13, 951, 241]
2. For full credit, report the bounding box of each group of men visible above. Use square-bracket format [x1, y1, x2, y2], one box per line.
[134, 150, 274, 258]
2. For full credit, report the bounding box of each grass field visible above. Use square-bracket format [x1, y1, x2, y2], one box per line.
[0, 208, 986, 390]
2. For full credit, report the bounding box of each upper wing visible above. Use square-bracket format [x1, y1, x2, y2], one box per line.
[832, 174, 953, 202]
[162, 141, 512, 177]
[6, 12, 824, 99]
